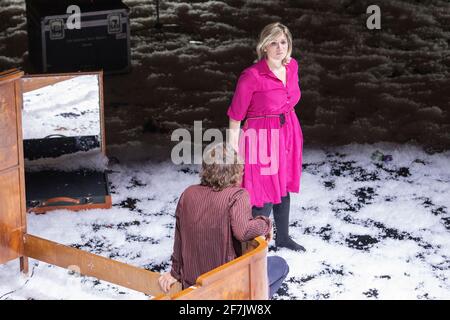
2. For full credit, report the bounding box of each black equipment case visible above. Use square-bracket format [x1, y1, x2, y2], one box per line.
[25, 169, 111, 213]
[25, 0, 131, 73]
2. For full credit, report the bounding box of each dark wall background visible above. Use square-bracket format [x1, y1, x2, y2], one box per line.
[1, 0, 449, 151]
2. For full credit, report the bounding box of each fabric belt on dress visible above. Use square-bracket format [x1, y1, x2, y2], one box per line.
[245, 108, 294, 127]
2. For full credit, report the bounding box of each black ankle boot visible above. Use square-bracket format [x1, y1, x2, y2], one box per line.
[276, 237, 306, 252]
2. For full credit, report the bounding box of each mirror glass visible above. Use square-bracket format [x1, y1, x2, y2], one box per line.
[21, 74, 102, 161]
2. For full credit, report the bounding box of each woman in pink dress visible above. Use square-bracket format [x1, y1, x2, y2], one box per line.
[227, 22, 305, 252]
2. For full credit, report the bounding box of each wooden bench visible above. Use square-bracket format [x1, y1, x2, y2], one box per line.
[154, 237, 268, 300]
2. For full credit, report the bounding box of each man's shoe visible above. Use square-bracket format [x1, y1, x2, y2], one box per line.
[276, 237, 306, 252]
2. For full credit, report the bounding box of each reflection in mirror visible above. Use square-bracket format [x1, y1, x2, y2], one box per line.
[22, 75, 100, 140]
[22, 74, 101, 164]
[21, 74, 107, 172]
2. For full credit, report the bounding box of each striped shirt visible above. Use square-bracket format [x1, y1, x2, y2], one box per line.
[170, 184, 272, 289]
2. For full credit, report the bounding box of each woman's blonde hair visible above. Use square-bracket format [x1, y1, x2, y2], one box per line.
[200, 143, 243, 192]
[256, 22, 293, 65]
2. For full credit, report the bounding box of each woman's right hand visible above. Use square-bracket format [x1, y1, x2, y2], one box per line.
[228, 118, 241, 152]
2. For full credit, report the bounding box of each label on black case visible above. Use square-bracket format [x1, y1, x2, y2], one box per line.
[107, 13, 122, 34]
[49, 19, 65, 40]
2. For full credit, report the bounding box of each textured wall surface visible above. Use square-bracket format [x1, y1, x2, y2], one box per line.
[0, 0, 449, 149]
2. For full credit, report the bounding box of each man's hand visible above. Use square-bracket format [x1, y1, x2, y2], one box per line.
[265, 225, 274, 243]
[158, 272, 178, 293]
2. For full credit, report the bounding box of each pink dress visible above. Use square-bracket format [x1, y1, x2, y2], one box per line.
[227, 57, 303, 208]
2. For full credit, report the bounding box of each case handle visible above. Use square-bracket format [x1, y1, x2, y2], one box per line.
[43, 134, 67, 139]
[42, 197, 81, 206]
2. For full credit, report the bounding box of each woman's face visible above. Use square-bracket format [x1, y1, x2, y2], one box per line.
[265, 33, 288, 62]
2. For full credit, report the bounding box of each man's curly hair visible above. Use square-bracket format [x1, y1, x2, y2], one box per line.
[200, 143, 243, 191]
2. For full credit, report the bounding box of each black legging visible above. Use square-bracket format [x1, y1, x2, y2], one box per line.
[252, 193, 291, 244]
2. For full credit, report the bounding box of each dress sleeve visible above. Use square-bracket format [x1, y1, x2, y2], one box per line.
[227, 69, 258, 121]
[170, 192, 184, 281]
[229, 189, 272, 242]
[290, 57, 301, 103]
[289, 57, 299, 80]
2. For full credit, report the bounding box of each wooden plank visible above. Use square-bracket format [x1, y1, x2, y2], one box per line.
[0, 81, 19, 171]
[0, 169, 24, 264]
[196, 237, 267, 286]
[0, 225, 23, 264]
[0, 69, 23, 85]
[23, 234, 182, 297]
[0, 68, 27, 268]
[15, 77, 28, 273]
[249, 248, 268, 299]
[21, 75, 78, 93]
[174, 267, 251, 300]
[98, 71, 107, 156]
[20, 256, 29, 274]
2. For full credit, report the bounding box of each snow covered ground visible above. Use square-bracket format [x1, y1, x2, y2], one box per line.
[1, 142, 449, 300]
